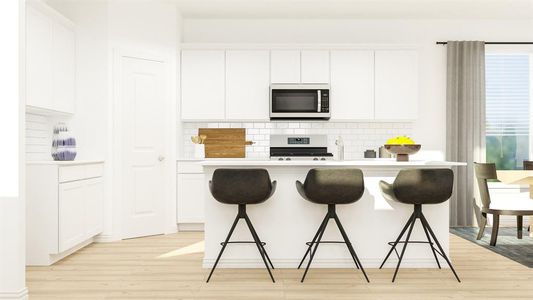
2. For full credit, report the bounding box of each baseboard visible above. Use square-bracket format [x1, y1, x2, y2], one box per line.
[178, 223, 204, 232]
[0, 287, 28, 300]
[93, 233, 121, 243]
[202, 257, 447, 269]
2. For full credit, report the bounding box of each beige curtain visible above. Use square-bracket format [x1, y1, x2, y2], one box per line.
[446, 41, 486, 227]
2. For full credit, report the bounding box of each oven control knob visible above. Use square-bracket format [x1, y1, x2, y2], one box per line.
[278, 157, 284, 161]
[320, 157, 326, 161]
[313, 157, 319, 161]
[286, 157, 291, 161]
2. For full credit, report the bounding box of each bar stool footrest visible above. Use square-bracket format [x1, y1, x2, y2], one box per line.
[386, 240, 444, 259]
[221, 241, 266, 246]
[305, 241, 346, 246]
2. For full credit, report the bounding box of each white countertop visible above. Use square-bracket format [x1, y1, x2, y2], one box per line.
[199, 158, 466, 167]
[27, 160, 105, 165]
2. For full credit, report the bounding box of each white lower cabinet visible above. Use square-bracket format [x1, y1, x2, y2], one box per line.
[26, 162, 104, 265]
[58, 180, 87, 252]
[177, 162, 205, 229]
[85, 178, 105, 237]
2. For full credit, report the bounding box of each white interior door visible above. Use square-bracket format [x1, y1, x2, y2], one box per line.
[121, 54, 167, 239]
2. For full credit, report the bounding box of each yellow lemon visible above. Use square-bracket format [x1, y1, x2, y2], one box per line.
[386, 135, 415, 145]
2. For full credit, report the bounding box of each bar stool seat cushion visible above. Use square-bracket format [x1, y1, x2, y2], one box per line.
[210, 168, 275, 205]
[296, 168, 364, 205]
[380, 169, 454, 205]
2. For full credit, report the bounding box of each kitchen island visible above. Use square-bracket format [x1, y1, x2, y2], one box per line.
[200, 159, 466, 269]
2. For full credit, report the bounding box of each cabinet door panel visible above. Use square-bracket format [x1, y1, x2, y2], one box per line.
[226, 50, 270, 120]
[177, 174, 205, 223]
[330, 50, 374, 120]
[181, 50, 225, 120]
[301, 50, 329, 83]
[58, 181, 86, 252]
[375, 50, 418, 120]
[52, 22, 76, 113]
[84, 177, 104, 237]
[271, 50, 300, 83]
[26, 6, 53, 109]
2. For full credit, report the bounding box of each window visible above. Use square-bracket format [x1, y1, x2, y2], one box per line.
[485, 54, 531, 170]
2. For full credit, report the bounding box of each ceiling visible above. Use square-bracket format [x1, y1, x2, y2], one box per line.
[174, 0, 533, 19]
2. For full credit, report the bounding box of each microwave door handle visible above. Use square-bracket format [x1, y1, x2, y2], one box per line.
[317, 90, 321, 112]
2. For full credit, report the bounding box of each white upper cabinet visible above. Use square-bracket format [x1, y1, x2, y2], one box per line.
[374, 50, 418, 120]
[301, 50, 330, 83]
[26, 6, 53, 110]
[330, 50, 374, 120]
[51, 22, 76, 114]
[225, 50, 270, 120]
[181, 50, 226, 120]
[26, 3, 75, 114]
[270, 50, 300, 83]
[178, 46, 418, 121]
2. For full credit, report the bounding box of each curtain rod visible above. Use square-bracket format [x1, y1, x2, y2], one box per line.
[436, 41, 533, 45]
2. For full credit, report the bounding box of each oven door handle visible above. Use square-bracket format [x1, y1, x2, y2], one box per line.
[317, 90, 321, 112]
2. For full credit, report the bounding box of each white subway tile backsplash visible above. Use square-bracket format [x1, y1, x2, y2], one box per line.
[180, 121, 413, 159]
[288, 123, 299, 129]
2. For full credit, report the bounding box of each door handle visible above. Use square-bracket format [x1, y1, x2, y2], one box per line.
[158, 155, 166, 162]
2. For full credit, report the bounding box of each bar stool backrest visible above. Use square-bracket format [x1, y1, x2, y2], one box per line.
[210, 168, 275, 205]
[524, 160, 533, 170]
[392, 168, 454, 205]
[302, 168, 364, 205]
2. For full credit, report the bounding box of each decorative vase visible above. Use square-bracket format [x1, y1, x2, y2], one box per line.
[51, 123, 77, 161]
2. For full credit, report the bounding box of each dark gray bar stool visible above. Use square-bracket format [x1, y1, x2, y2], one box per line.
[379, 168, 460, 282]
[296, 168, 369, 283]
[206, 168, 277, 283]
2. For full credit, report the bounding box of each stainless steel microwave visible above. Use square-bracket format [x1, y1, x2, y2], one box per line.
[270, 84, 330, 120]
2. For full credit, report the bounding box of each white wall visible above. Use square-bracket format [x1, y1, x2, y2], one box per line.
[0, 0, 27, 298]
[43, 0, 181, 240]
[108, 0, 180, 238]
[182, 18, 533, 158]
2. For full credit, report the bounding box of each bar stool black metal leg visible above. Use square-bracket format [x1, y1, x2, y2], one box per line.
[244, 213, 275, 270]
[379, 212, 415, 269]
[206, 214, 240, 283]
[392, 216, 416, 282]
[298, 213, 329, 269]
[420, 219, 441, 269]
[301, 217, 328, 282]
[333, 214, 369, 282]
[247, 218, 274, 270]
[243, 215, 276, 283]
[420, 213, 461, 282]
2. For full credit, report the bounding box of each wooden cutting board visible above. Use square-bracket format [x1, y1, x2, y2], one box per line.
[198, 128, 251, 158]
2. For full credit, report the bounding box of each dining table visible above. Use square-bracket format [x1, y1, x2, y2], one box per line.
[496, 170, 533, 237]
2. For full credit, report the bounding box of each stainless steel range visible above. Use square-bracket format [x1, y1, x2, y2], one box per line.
[269, 134, 334, 161]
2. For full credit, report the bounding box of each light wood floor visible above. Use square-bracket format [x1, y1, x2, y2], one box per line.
[27, 232, 533, 300]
